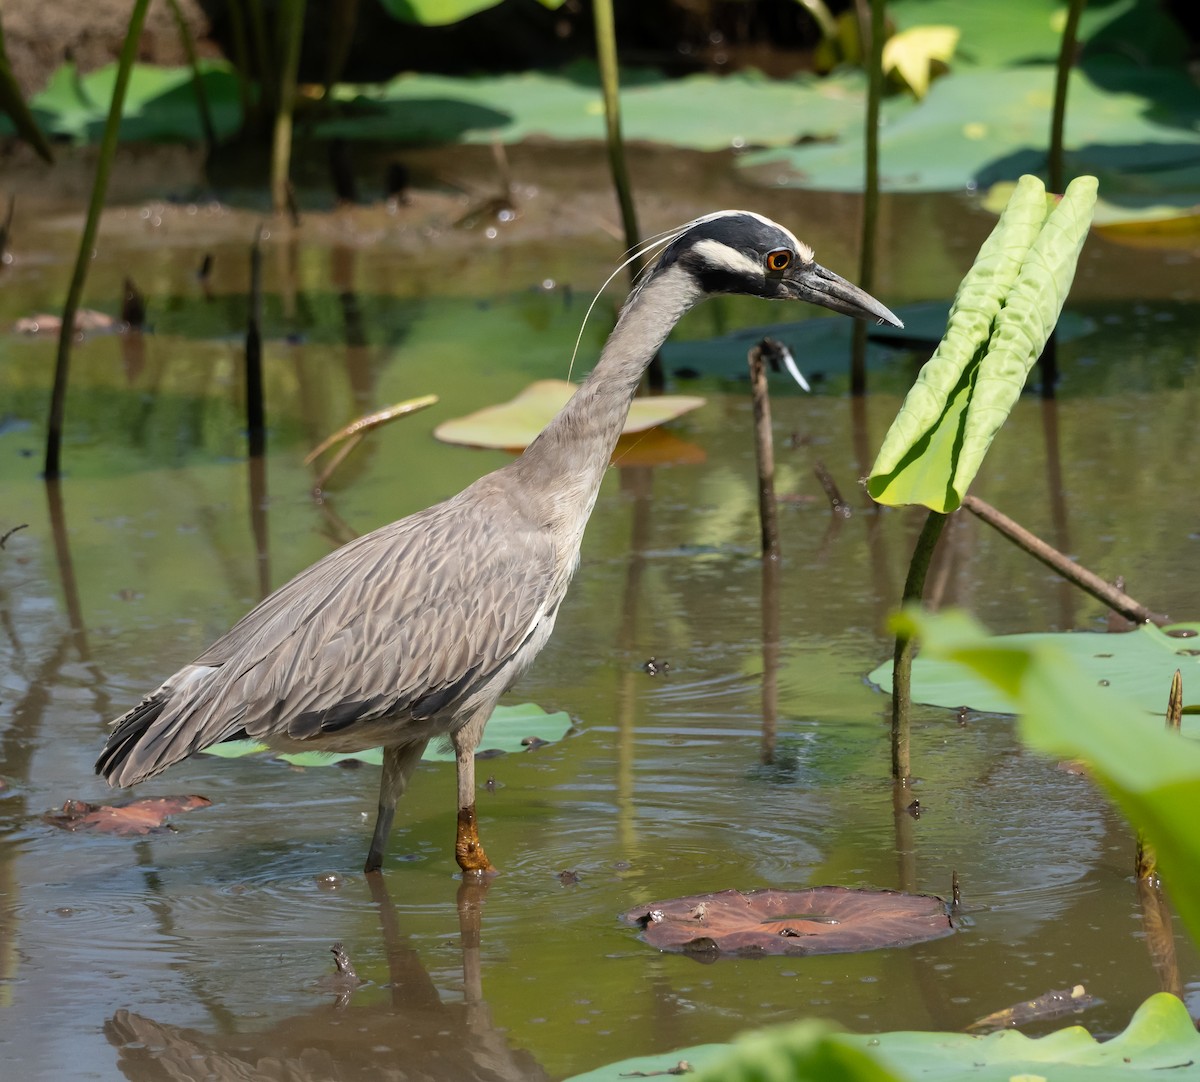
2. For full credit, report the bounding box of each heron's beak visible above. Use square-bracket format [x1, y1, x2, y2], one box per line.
[787, 263, 904, 328]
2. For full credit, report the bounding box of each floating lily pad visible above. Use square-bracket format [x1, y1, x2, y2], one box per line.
[200, 702, 572, 767]
[623, 886, 953, 957]
[321, 63, 871, 150]
[744, 64, 1200, 193]
[869, 622, 1200, 717]
[566, 994, 1200, 1082]
[44, 795, 211, 835]
[432, 379, 705, 450]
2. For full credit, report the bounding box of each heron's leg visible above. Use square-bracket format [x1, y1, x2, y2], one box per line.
[452, 710, 494, 874]
[365, 742, 426, 874]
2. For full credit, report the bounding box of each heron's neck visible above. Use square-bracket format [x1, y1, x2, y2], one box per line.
[510, 265, 702, 529]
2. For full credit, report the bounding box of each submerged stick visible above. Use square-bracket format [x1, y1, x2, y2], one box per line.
[962, 494, 1167, 625]
[45, 0, 152, 480]
[245, 226, 266, 458]
[746, 341, 781, 561]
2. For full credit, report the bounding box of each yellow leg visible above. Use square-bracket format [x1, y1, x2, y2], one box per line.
[455, 804, 495, 874]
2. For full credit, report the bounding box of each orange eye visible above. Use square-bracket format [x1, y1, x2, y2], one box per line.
[766, 249, 792, 272]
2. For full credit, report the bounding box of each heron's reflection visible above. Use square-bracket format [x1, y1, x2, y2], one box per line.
[104, 879, 548, 1082]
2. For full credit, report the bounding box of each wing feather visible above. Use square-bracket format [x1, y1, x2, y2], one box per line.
[98, 480, 560, 785]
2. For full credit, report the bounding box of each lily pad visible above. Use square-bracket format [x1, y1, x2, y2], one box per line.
[432, 379, 705, 450]
[566, 994, 1200, 1082]
[744, 64, 1200, 193]
[44, 795, 211, 835]
[200, 702, 572, 768]
[623, 887, 953, 957]
[869, 622, 1200, 718]
[321, 64, 873, 151]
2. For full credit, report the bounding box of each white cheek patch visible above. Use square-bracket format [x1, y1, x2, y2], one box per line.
[690, 238, 764, 280]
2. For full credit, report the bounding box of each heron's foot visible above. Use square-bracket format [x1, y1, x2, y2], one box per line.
[455, 804, 496, 875]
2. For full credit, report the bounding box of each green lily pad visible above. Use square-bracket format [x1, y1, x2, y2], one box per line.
[565, 994, 1200, 1082]
[744, 64, 1200, 193]
[320, 64, 872, 151]
[380, 0, 565, 26]
[9, 60, 242, 144]
[432, 379, 705, 450]
[895, 609, 1200, 944]
[869, 622, 1200, 718]
[200, 702, 572, 767]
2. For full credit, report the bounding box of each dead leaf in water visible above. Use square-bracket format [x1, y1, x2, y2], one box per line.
[44, 795, 212, 836]
[967, 984, 1096, 1031]
[624, 886, 953, 957]
[14, 309, 116, 335]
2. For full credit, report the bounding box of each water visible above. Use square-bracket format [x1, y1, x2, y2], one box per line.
[2, 148, 1200, 1079]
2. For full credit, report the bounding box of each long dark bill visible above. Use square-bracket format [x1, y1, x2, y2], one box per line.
[791, 263, 904, 328]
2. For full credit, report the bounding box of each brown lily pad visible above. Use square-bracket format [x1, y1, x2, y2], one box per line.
[44, 795, 212, 836]
[623, 886, 954, 957]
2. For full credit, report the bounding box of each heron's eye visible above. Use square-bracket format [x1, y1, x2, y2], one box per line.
[765, 249, 792, 273]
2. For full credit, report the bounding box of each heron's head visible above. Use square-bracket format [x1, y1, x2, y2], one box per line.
[654, 211, 903, 327]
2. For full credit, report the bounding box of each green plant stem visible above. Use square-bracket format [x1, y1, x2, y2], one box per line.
[246, 0, 277, 116]
[891, 509, 947, 781]
[224, 0, 253, 126]
[852, 0, 886, 397]
[271, 0, 305, 217]
[164, 0, 216, 149]
[1049, 0, 1086, 194]
[592, 0, 663, 390]
[44, 0, 151, 480]
[592, 0, 639, 268]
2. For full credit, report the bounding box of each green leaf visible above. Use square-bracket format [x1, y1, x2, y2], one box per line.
[17, 60, 242, 143]
[870, 621, 1200, 717]
[378, 0, 506, 25]
[320, 65, 871, 151]
[567, 995, 1200, 1082]
[867, 175, 1096, 512]
[199, 702, 572, 767]
[743, 63, 1200, 193]
[895, 610, 1200, 945]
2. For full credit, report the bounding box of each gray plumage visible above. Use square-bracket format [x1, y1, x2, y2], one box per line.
[97, 210, 902, 873]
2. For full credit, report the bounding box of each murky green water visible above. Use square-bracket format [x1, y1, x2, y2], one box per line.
[2, 151, 1200, 1079]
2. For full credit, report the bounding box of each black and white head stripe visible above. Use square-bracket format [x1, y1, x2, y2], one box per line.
[568, 211, 813, 379]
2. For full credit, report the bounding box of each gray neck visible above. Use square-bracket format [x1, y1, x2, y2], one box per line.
[509, 264, 702, 531]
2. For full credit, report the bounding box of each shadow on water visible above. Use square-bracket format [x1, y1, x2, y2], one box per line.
[104, 878, 548, 1082]
[2, 153, 1200, 1078]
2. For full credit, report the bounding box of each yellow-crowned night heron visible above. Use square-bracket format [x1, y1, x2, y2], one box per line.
[97, 210, 902, 874]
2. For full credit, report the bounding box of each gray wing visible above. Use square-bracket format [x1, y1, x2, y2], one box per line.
[97, 482, 559, 785]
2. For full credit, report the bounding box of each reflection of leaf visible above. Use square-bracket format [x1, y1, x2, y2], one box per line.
[567, 994, 1200, 1082]
[868, 621, 1200, 717]
[895, 609, 1200, 944]
[624, 887, 953, 957]
[868, 175, 1096, 512]
[44, 795, 211, 835]
[201, 703, 572, 767]
[882, 25, 959, 99]
[433, 379, 705, 450]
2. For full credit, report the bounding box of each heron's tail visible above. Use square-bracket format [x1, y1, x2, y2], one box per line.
[96, 665, 228, 787]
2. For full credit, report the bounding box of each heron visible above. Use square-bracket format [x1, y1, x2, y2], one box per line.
[96, 210, 902, 875]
